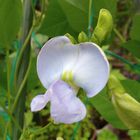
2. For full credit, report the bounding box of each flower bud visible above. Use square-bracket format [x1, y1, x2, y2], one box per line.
[108, 74, 140, 129]
[112, 92, 140, 129]
[78, 31, 88, 43]
[108, 75, 140, 129]
[91, 9, 113, 45]
[65, 33, 77, 44]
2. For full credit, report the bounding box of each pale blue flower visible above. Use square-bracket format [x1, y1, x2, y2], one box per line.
[31, 36, 109, 124]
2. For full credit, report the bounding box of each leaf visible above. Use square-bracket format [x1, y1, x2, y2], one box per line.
[120, 79, 140, 102]
[130, 13, 140, 41]
[39, 0, 78, 37]
[0, 0, 22, 48]
[122, 40, 140, 59]
[90, 88, 126, 129]
[58, 0, 89, 32]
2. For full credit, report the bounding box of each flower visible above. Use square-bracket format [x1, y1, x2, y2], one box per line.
[30, 36, 109, 124]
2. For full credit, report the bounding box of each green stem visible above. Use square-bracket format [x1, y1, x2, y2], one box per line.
[88, 0, 93, 37]
[113, 28, 126, 43]
[88, 0, 92, 25]
[19, 122, 52, 140]
[105, 50, 140, 71]
[6, 49, 11, 107]
[31, 122, 52, 135]
[3, 122, 9, 140]
[12, 53, 32, 112]
[14, 25, 34, 88]
[12, 0, 33, 139]
[70, 122, 81, 140]
[105, 50, 133, 65]
[1, 103, 22, 140]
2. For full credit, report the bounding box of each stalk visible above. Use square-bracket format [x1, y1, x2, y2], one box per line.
[12, 0, 33, 139]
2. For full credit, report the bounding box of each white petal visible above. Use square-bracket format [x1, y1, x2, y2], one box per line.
[30, 93, 50, 112]
[37, 36, 79, 88]
[37, 36, 109, 98]
[50, 80, 86, 124]
[73, 42, 109, 97]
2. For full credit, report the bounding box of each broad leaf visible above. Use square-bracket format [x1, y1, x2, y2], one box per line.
[0, 0, 22, 48]
[58, 0, 89, 32]
[39, 0, 77, 37]
[121, 79, 140, 102]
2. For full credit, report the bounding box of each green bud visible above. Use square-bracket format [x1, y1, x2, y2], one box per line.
[78, 31, 88, 43]
[112, 92, 140, 129]
[65, 33, 77, 44]
[91, 9, 113, 45]
[108, 75, 140, 129]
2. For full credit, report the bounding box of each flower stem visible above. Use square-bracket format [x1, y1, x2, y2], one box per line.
[6, 48, 11, 108]
[12, 53, 32, 112]
[105, 50, 140, 71]
[12, 0, 33, 139]
[113, 28, 126, 43]
[3, 122, 9, 140]
[88, 0, 94, 37]
[14, 25, 34, 89]
[31, 122, 52, 135]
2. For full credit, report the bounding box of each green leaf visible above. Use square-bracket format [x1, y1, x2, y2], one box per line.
[0, 0, 22, 48]
[89, 88, 126, 129]
[130, 14, 140, 41]
[120, 79, 140, 102]
[122, 40, 140, 59]
[39, 0, 78, 37]
[58, 0, 89, 32]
